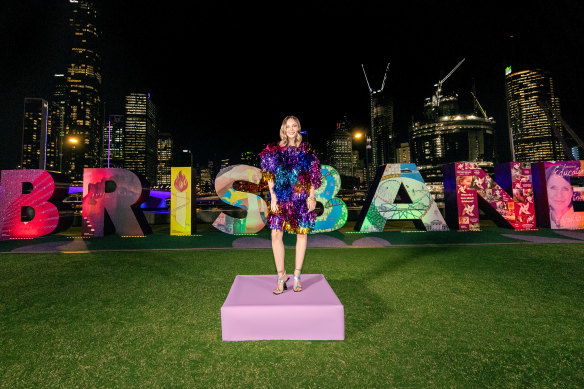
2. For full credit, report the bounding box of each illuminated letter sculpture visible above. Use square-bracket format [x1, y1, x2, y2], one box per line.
[0, 170, 71, 240]
[312, 165, 347, 233]
[171, 167, 196, 235]
[355, 163, 448, 232]
[443, 162, 536, 231]
[212, 165, 268, 234]
[532, 161, 584, 229]
[82, 168, 151, 237]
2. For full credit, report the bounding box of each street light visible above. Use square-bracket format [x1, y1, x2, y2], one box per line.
[68, 137, 79, 144]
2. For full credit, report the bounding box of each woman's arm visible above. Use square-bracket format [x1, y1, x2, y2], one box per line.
[306, 150, 320, 213]
[268, 179, 278, 213]
[307, 187, 316, 212]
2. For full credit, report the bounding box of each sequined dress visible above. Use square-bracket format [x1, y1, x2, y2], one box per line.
[259, 142, 322, 234]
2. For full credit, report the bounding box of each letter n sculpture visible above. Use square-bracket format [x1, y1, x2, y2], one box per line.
[443, 162, 536, 231]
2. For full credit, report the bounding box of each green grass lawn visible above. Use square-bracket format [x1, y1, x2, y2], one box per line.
[1, 245, 584, 387]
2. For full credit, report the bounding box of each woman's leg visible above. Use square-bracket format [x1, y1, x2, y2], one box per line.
[271, 229, 286, 293]
[294, 233, 308, 291]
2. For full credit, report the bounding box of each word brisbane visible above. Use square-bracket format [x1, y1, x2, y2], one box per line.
[0, 160, 583, 240]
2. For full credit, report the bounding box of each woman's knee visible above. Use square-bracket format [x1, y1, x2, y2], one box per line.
[271, 229, 283, 239]
[297, 233, 307, 241]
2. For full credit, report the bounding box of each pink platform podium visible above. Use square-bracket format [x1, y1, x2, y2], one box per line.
[221, 274, 344, 341]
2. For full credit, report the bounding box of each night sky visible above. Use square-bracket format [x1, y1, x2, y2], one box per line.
[1, 0, 584, 170]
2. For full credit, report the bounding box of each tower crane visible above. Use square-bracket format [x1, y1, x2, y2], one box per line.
[470, 91, 488, 119]
[361, 62, 391, 93]
[432, 58, 466, 108]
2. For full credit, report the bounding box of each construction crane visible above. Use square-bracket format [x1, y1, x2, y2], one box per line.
[361, 62, 390, 93]
[537, 99, 584, 160]
[432, 58, 466, 108]
[470, 91, 488, 119]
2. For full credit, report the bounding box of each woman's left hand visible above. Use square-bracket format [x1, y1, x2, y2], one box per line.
[307, 197, 317, 212]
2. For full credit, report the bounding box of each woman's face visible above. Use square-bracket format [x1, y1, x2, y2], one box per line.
[547, 174, 573, 211]
[285, 118, 299, 140]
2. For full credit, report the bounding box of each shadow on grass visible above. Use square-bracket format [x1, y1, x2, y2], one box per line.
[326, 244, 498, 339]
[319, 247, 427, 339]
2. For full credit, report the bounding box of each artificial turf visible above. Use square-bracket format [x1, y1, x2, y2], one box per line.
[1, 245, 583, 387]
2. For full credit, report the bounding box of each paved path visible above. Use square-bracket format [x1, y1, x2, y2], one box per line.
[502, 234, 583, 244]
[3, 228, 584, 254]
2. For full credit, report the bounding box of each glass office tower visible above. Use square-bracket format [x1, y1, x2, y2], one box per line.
[21, 98, 49, 169]
[326, 117, 354, 177]
[102, 115, 125, 168]
[124, 93, 158, 185]
[61, 0, 102, 183]
[157, 132, 173, 187]
[505, 68, 565, 162]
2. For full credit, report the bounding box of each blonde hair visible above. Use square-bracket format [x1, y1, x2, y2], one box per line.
[279, 115, 302, 147]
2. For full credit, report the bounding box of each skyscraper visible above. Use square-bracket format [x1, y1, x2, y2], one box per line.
[49, 74, 68, 172]
[396, 142, 411, 164]
[326, 116, 354, 177]
[371, 91, 395, 166]
[199, 168, 212, 193]
[21, 98, 48, 169]
[61, 0, 102, 183]
[157, 132, 173, 187]
[505, 68, 565, 162]
[124, 93, 158, 185]
[362, 63, 396, 168]
[102, 115, 125, 168]
[44, 102, 60, 172]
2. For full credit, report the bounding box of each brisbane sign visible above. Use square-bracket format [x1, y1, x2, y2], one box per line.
[0, 160, 583, 240]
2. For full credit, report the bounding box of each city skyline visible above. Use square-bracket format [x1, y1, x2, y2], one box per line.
[2, 1, 584, 171]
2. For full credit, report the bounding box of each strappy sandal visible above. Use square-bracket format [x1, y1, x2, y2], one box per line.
[273, 270, 289, 295]
[293, 268, 303, 292]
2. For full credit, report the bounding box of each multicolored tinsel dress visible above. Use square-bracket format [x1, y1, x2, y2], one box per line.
[259, 142, 322, 234]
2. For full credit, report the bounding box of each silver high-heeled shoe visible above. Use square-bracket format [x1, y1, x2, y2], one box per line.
[273, 270, 289, 295]
[293, 268, 303, 292]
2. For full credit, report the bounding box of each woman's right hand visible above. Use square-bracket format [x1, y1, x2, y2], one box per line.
[270, 196, 278, 213]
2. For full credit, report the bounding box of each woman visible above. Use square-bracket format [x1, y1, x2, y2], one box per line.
[259, 116, 322, 294]
[546, 165, 584, 229]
